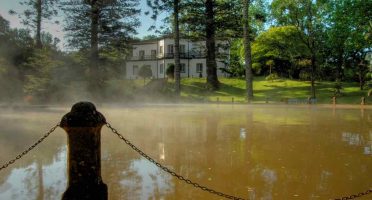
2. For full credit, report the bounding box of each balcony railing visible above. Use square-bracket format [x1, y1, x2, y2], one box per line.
[128, 52, 208, 61]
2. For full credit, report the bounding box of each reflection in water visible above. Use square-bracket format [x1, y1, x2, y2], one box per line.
[120, 159, 172, 200]
[364, 131, 372, 155]
[240, 128, 246, 140]
[261, 169, 277, 200]
[0, 147, 66, 200]
[341, 131, 372, 155]
[0, 105, 371, 199]
[342, 132, 364, 146]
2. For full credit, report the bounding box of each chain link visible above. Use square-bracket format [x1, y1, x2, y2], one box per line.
[0, 123, 59, 171]
[106, 123, 246, 200]
[335, 189, 372, 200]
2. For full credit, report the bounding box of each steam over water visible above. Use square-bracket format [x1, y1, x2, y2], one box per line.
[0, 104, 371, 199]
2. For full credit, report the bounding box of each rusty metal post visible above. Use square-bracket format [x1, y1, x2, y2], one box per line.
[361, 97, 365, 105]
[332, 96, 337, 105]
[61, 102, 107, 200]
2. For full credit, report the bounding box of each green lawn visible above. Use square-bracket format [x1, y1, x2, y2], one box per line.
[178, 77, 371, 104]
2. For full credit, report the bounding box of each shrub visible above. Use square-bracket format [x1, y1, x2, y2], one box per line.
[265, 73, 279, 82]
[166, 64, 175, 79]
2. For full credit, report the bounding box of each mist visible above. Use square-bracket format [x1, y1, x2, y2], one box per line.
[0, 24, 174, 106]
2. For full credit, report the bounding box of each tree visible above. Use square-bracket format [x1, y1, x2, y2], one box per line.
[181, 0, 234, 90]
[138, 65, 153, 85]
[10, 0, 59, 49]
[271, 0, 327, 98]
[61, 0, 140, 98]
[181, 0, 267, 91]
[251, 26, 309, 78]
[243, 0, 253, 101]
[220, 39, 244, 77]
[204, 0, 220, 90]
[147, 0, 182, 96]
[324, 0, 372, 88]
[22, 49, 61, 102]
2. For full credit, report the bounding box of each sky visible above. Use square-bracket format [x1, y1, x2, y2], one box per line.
[0, 0, 163, 49]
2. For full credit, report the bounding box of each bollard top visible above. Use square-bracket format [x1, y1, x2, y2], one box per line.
[61, 102, 106, 127]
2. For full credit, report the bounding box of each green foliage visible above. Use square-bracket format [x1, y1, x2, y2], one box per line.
[22, 49, 61, 101]
[10, 0, 60, 48]
[222, 39, 245, 77]
[299, 70, 311, 81]
[333, 81, 342, 97]
[265, 73, 279, 82]
[252, 63, 262, 74]
[323, 0, 372, 81]
[61, 0, 140, 52]
[166, 64, 175, 79]
[251, 26, 309, 77]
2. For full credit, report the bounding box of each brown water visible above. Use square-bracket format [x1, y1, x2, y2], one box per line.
[0, 104, 371, 200]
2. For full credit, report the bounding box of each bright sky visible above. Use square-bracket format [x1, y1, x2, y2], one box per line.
[0, 0, 163, 49]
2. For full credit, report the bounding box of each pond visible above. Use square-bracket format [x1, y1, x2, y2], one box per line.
[0, 104, 371, 200]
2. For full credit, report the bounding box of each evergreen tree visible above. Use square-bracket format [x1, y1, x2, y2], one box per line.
[243, 0, 253, 102]
[205, 0, 219, 90]
[147, 0, 182, 96]
[10, 0, 59, 49]
[181, 0, 267, 90]
[61, 0, 140, 98]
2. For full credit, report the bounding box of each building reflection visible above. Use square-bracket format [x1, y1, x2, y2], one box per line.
[341, 132, 364, 146]
[364, 131, 372, 155]
[341, 131, 372, 155]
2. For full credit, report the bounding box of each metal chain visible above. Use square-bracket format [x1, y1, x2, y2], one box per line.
[335, 189, 372, 200]
[106, 123, 246, 200]
[0, 123, 59, 171]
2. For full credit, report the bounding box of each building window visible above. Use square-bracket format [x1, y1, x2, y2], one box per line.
[160, 64, 164, 74]
[180, 45, 186, 53]
[181, 63, 186, 73]
[133, 65, 139, 75]
[139, 50, 145, 59]
[151, 50, 156, 58]
[196, 63, 203, 73]
[160, 46, 163, 54]
[167, 45, 174, 53]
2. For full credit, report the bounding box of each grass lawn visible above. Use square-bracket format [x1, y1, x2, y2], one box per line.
[178, 77, 371, 104]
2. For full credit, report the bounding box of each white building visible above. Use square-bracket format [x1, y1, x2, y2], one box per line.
[125, 36, 229, 79]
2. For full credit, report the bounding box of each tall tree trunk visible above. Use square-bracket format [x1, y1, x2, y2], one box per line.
[205, 0, 219, 90]
[310, 54, 316, 99]
[358, 60, 365, 90]
[336, 50, 344, 81]
[89, 1, 101, 98]
[174, 0, 181, 96]
[36, 0, 42, 49]
[243, 0, 253, 101]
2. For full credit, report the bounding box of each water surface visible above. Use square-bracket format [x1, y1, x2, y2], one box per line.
[0, 104, 371, 199]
